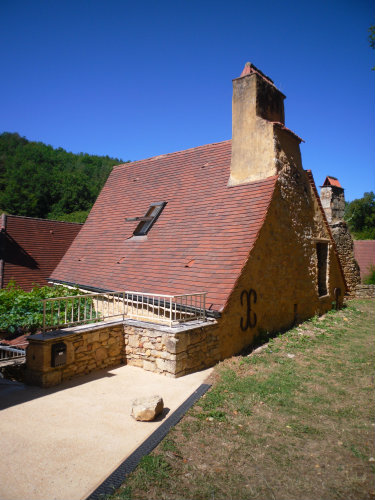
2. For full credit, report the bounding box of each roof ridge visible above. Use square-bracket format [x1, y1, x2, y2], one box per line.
[2, 214, 83, 225]
[114, 140, 232, 168]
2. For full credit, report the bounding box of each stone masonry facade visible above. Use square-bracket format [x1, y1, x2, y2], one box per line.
[124, 320, 220, 377]
[26, 322, 124, 387]
[26, 319, 220, 387]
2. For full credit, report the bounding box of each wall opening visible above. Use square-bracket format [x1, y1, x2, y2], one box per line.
[317, 242, 328, 296]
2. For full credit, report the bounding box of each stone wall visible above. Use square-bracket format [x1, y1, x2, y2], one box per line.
[26, 322, 124, 387]
[354, 284, 375, 299]
[25, 318, 220, 386]
[329, 221, 361, 295]
[124, 319, 220, 377]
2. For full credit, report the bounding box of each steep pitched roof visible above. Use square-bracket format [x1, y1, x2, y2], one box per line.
[353, 240, 375, 280]
[51, 141, 277, 312]
[0, 215, 82, 291]
[321, 176, 343, 189]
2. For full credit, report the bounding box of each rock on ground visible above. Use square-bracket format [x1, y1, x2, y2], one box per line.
[131, 395, 164, 421]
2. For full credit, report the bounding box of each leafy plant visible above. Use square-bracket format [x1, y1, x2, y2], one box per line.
[363, 266, 375, 285]
[0, 281, 94, 335]
[344, 191, 375, 239]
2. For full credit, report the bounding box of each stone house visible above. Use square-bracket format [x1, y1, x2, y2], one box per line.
[0, 214, 82, 291]
[27, 63, 347, 385]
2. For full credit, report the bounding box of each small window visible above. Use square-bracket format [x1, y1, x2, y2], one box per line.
[316, 242, 328, 296]
[133, 202, 167, 236]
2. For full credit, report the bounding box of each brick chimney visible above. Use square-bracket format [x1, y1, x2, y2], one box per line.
[229, 63, 287, 186]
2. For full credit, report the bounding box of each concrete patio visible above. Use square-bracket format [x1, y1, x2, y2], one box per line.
[0, 364, 212, 500]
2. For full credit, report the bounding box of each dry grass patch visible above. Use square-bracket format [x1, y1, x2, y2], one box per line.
[108, 299, 375, 500]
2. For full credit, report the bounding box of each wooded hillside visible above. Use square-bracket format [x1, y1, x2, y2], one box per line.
[0, 132, 126, 223]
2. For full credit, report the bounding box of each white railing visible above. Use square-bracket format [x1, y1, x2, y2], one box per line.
[42, 290, 207, 331]
[0, 343, 27, 365]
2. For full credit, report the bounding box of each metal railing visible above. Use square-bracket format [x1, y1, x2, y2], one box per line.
[0, 343, 27, 366]
[42, 290, 207, 331]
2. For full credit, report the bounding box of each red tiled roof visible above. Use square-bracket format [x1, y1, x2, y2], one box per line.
[321, 176, 343, 189]
[0, 215, 82, 291]
[51, 141, 277, 312]
[353, 240, 375, 280]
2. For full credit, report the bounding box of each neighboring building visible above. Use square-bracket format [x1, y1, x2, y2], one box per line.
[0, 215, 82, 291]
[319, 176, 361, 294]
[50, 63, 346, 375]
[353, 240, 375, 281]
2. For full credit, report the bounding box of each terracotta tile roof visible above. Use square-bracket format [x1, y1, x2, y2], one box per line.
[353, 240, 375, 280]
[321, 176, 343, 189]
[0, 215, 82, 291]
[51, 141, 277, 312]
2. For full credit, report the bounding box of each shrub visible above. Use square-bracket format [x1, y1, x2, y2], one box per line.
[363, 266, 375, 285]
[0, 281, 83, 335]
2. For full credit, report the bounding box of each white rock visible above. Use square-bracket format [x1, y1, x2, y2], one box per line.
[131, 395, 164, 421]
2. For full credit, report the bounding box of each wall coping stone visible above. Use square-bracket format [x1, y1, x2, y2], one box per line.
[28, 320, 123, 342]
[123, 318, 216, 333]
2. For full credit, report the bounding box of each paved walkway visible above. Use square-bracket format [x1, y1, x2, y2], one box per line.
[0, 365, 212, 500]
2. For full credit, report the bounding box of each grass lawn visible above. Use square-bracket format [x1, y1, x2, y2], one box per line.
[109, 299, 375, 500]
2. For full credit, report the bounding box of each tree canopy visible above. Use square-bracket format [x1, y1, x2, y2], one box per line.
[0, 132, 127, 223]
[344, 191, 375, 240]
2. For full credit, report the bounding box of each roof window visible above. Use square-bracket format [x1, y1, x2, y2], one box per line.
[126, 202, 167, 236]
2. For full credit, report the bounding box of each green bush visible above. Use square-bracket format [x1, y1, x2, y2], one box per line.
[363, 266, 375, 285]
[0, 281, 86, 335]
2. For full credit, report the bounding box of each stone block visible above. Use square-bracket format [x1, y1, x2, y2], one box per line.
[91, 332, 100, 342]
[128, 358, 143, 368]
[95, 347, 107, 361]
[143, 359, 156, 372]
[108, 343, 121, 358]
[99, 331, 109, 342]
[128, 335, 139, 348]
[131, 395, 163, 421]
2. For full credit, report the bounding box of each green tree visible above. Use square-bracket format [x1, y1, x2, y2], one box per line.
[0, 132, 127, 222]
[344, 191, 375, 239]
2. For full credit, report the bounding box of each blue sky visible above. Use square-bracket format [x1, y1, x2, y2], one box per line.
[1, 0, 373, 201]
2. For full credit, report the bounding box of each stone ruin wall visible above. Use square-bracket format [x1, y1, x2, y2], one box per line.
[329, 221, 361, 295]
[354, 284, 375, 298]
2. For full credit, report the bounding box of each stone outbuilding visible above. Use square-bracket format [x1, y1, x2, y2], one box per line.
[33, 63, 347, 382]
[319, 176, 361, 295]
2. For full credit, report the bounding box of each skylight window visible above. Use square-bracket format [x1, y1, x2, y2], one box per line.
[130, 202, 167, 236]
